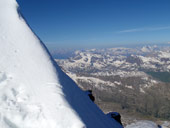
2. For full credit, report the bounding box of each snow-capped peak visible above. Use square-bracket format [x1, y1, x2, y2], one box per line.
[0, 0, 122, 128]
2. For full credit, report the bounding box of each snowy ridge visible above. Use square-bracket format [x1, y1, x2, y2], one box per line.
[0, 0, 122, 128]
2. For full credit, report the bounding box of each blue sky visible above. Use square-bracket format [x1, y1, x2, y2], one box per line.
[17, 0, 170, 50]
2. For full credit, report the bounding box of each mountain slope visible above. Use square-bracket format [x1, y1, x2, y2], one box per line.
[56, 47, 170, 125]
[0, 0, 122, 128]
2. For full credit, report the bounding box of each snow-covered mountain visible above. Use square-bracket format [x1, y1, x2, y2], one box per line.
[125, 121, 159, 128]
[0, 0, 123, 128]
[56, 46, 170, 95]
[56, 46, 170, 126]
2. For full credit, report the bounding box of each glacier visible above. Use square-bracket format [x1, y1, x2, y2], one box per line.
[0, 0, 122, 128]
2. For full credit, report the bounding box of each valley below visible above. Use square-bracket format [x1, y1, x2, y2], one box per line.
[55, 45, 170, 127]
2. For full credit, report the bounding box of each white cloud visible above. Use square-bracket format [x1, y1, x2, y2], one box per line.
[118, 26, 170, 33]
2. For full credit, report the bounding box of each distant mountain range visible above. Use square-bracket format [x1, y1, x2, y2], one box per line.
[56, 45, 170, 126]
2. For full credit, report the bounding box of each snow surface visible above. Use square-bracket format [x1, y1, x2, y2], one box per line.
[67, 73, 116, 88]
[125, 121, 158, 128]
[0, 0, 123, 128]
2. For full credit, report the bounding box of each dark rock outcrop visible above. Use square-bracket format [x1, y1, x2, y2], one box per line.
[107, 112, 123, 126]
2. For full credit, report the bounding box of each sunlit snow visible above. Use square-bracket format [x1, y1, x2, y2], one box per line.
[0, 0, 122, 128]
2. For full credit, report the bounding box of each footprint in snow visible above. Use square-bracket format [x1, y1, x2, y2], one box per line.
[0, 72, 8, 86]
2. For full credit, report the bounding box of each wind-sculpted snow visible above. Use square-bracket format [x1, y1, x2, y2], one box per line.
[0, 0, 122, 128]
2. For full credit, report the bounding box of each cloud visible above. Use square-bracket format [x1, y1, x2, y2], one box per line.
[118, 26, 170, 33]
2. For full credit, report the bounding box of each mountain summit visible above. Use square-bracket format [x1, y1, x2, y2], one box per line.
[0, 0, 122, 128]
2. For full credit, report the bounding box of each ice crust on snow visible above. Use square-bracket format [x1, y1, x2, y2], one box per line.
[0, 0, 122, 128]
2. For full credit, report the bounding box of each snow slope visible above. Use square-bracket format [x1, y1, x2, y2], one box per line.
[0, 0, 122, 128]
